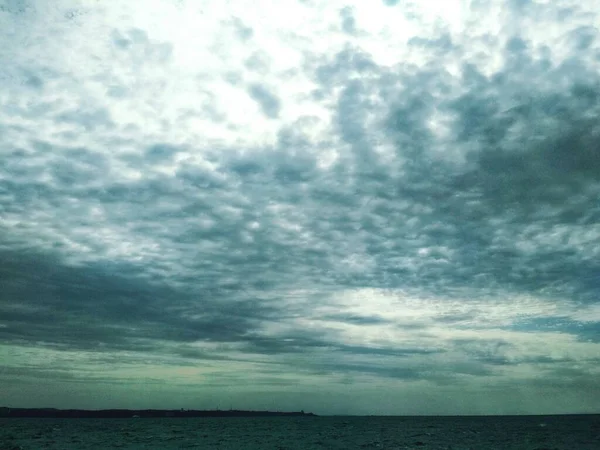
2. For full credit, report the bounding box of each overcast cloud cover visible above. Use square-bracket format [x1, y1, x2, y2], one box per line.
[1, 0, 600, 415]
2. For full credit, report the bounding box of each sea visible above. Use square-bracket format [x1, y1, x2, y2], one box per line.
[1, 414, 599, 449]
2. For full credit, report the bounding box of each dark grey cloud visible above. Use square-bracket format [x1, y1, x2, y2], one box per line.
[248, 83, 281, 118]
[0, 248, 275, 354]
[144, 143, 182, 163]
[450, 338, 514, 366]
[508, 317, 600, 343]
[340, 7, 356, 35]
[306, 33, 600, 303]
[231, 17, 254, 41]
[2, 36, 598, 326]
[0, 0, 32, 15]
[306, 357, 494, 381]
[321, 313, 391, 326]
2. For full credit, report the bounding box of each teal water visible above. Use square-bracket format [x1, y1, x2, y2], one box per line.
[1, 415, 599, 449]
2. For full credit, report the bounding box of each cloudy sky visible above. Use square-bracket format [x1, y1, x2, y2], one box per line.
[1, 0, 599, 415]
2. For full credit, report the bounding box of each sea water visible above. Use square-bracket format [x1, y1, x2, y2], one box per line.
[1, 414, 599, 449]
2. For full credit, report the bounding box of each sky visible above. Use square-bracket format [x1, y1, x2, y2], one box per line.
[0, 0, 599, 416]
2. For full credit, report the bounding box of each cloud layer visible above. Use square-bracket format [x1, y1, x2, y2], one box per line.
[1, 0, 599, 414]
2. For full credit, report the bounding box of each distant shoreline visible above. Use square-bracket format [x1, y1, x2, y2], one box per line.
[1, 407, 597, 419]
[0, 407, 317, 418]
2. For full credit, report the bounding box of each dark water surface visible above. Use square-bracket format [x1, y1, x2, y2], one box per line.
[1, 414, 599, 449]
